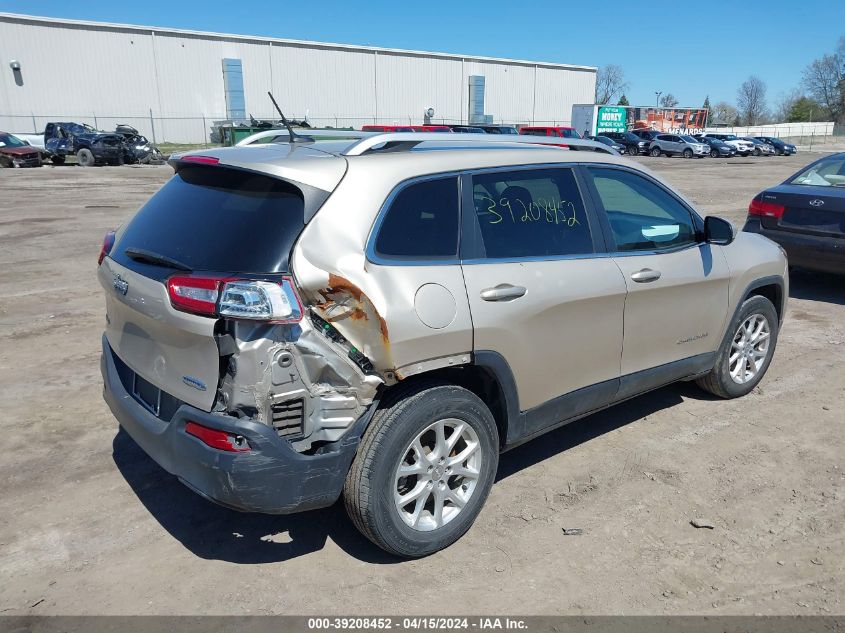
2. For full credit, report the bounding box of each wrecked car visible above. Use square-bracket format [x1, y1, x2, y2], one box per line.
[44, 121, 124, 166]
[0, 132, 42, 167]
[99, 132, 787, 557]
[115, 124, 164, 165]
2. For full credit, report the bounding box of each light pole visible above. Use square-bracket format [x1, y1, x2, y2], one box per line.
[655, 91, 662, 108]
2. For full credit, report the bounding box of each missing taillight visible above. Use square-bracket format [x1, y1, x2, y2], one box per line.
[98, 230, 116, 266]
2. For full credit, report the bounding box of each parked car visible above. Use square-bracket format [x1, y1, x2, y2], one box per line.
[695, 136, 737, 158]
[449, 125, 487, 133]
[10, 131, 45, 151]
[586, 135, 626, 153]
[115, 124, 165, 164]
[361, 125, 415, 132]
[742, 137, 776, 157]
[477, 125, 518, 135]
[98, 132, 787, 557]
[648, 134, 709, 158]
[0, 132, 43, 167]
[408, 125, 452, 133]
[630, 129, 662, 143]
[44, 122, 125, 166]
[701, 133, 755, 156]
[744, 152, 845, 274]
[519, 126, 581, 139]
[753, 136, 797, 156]
[603, 131, 650, 156]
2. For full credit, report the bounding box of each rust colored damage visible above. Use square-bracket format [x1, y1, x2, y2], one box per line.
[320, 273, 390, 345]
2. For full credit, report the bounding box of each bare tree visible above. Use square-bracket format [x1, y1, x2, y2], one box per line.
[659, 93, 679, 108]
[595, 65, 629, 105]
[711, 101, 738, 125]
[802, 53, 844, 122]
[737, 76, 768, 125]
[774, 88, 803, 122]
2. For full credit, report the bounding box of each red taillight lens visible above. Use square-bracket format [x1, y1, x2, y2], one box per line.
[167, 275, 223, 316]
[180, 155, 219, 164]
[749, 198, 785, 218]
[98, 230, 116, 265]
[167, 275, 304, 323]
[185, 422, 251, 452]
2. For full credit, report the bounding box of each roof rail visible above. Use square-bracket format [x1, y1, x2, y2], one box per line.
[236, 128, 374, 146]
[340, 133, 616, 156]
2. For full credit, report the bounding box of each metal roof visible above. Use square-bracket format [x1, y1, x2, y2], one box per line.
[0, 12, 597, 72]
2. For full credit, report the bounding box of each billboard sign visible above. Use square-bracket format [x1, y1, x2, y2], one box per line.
[596, 106, 627, 133]
[626, 106, 708, 135]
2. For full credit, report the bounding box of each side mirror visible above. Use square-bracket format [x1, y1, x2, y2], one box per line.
[704, 216, 735, 245]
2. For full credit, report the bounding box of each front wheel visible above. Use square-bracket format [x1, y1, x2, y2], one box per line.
[76, 148, 95, 167]
[697, 295, 779, 398]
[344, 383, 499, 557]
[627, 145, 639, 156]
[710, 149, 719, 158]
[683, 148, 693, 158]
[650, 147, 661, 157]
[754, 148, 762, 156]
[50, 155, 65, 166]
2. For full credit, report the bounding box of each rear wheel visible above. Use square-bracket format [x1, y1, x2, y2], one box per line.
[344, 383, 499, 557]
[683, 148, 693, 158]
[76, 148, 95, 167]
[697, 295, 779, 398]
[710, 149, 719, 158]
[650, 147, 661, 157]
[754, 147, 762, 156]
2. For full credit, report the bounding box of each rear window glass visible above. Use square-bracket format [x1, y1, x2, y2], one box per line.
[790, 157, 845, 187]
[112, 166, 305, 273]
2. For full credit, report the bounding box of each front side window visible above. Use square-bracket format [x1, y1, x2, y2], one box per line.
[470, 168, 594, 259]
[586, 167, 698, 252]
[374, 176, 460, 259]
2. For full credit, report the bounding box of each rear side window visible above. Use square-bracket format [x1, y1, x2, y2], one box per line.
[112, 166, 305, 273]
[374, 176, 460, 259]
[470, 168, 594, 259]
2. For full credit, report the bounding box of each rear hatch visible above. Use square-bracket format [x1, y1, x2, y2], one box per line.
[99, 162, 322, 412]
[759, 183, 845, 238]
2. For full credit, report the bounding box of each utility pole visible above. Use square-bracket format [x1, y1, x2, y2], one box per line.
[655, 91, 662, 108]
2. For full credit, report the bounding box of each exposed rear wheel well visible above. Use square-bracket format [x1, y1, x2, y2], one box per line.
[383, 365, 509, 448]
[745, 283, 783, 322]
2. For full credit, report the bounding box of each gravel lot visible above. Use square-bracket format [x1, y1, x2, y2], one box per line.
[0, 153, 842, 615]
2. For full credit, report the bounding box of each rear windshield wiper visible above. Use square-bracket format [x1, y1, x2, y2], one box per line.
[124, 247, 192, 271]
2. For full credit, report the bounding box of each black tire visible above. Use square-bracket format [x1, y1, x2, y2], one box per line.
[710, 149, 719, 158]
[344, 382, 499, 558]
[627, 145, 639, 156]
[50, 155, 65, 166]
[754, 147, 762, 157]
[76, 148, 95, 167]
[683, 148, 693, 158]
[650, 147, 661, 157]
[696, 295, 779, 399]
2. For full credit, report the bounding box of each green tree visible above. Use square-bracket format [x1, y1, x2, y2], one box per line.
[703, 95, 711, 111]
[617, 94, 630, 106]
[787, 96, 824, 122]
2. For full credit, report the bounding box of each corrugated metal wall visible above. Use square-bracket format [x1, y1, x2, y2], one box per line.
[0, 14, 596, 143]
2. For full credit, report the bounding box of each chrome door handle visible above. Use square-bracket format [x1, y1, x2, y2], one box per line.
[480, 284, 527, 302]
[631, 268, 662, 283]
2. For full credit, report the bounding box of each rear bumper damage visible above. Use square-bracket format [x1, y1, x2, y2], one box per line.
[102, 335, 370, 514]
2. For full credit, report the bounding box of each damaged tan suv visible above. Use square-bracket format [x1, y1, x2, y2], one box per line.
[99, 132, 787, 557]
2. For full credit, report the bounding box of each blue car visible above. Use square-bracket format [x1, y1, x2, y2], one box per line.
[744, 152, 845, 274]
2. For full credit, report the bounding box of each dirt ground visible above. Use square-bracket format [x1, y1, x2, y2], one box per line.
[0, 153, 843, 616]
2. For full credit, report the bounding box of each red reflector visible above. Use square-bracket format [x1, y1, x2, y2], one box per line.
[181, 155, 219, 164]
[167, 275, 224, 316]
[748, 198, 785, 218]
[185, 422, 250, 452]
[98, 230, 116, 266]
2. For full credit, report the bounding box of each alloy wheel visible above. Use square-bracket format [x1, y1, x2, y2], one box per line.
[729, 313, 771, 384]
[393, 418, 482, 531]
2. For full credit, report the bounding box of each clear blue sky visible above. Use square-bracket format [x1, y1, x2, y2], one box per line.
[1, 0, 842, 109]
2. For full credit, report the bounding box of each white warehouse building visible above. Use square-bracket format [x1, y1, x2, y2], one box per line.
[0, 13, 597, 144]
